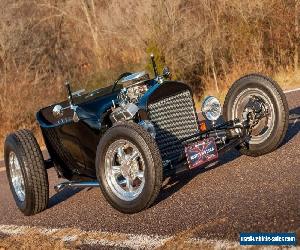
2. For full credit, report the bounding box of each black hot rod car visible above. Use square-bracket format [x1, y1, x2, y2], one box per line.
[4, 55, 288, 215]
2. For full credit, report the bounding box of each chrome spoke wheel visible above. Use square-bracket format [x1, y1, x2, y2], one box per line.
[105, 139, 146, 201]
[8, 151, 25, 202]
[232, 88, 275, 144]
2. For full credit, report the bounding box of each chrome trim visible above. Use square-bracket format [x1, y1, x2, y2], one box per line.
[54, 181, 100, 192]
[52, 103, 79, 122]
[121, 71, 147, 83]
[104, 139, 145, 202]
[71, 89, 85, 97]
[8, 152, 25, 202]
[232, 88, 275, 144]
[52, 105, 64, 118]
[201, 96, 222, 121]
[110, 103, 139, 123]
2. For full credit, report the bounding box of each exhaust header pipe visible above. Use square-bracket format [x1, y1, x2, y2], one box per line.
[54, 181, 100, 192]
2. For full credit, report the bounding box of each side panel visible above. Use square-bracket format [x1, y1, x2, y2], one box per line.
[37, 90, 119, 180]
[42, 124, 86, 178]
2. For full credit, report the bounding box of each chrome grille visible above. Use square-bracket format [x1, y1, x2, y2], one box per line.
[148, 90, 199, 163]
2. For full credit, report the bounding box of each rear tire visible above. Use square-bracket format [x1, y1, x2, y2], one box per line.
[223, 74, 289, 156]
[96, 122, 163, 214]
[4, 129, 49, 216]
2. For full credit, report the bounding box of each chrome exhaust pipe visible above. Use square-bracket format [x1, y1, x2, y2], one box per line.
[54, 181, 100, 192]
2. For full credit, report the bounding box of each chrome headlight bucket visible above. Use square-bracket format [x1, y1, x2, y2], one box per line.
[201, 96, 222, 121]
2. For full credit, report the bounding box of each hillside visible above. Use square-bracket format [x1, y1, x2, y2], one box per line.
[0, 0, 299, 154]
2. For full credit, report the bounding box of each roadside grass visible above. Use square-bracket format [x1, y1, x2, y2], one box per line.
[194, 69, 300, 111]
[0, 230, 72, 250]
[274, 68, 300, 90]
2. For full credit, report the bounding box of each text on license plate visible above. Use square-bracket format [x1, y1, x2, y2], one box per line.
[185, 138, 218, 169]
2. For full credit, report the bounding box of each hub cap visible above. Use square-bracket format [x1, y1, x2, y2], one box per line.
[105, 139, 145, 201]
[9, 152, 25, 202]
[232, 88, 275, 144]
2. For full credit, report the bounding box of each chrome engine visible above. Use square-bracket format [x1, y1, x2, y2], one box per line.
[110, 72, 149, 123]
[126, 84, 148, 103]
[118, 71, 149, 105]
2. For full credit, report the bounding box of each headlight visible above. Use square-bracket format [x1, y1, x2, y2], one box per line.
[201, 96, 222, 121]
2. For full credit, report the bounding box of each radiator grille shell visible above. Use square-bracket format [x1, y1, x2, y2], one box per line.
[148, 90, 199, 163]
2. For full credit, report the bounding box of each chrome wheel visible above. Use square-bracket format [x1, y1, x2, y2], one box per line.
[105, 139, 145, 201]
[232, 88, 275, 144]
[8, 151, 25, 202]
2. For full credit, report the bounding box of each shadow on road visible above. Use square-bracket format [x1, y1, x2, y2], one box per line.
[48, 188, 83, 209]
[155, 150, 240, 206]
[282, 106, 300, 145]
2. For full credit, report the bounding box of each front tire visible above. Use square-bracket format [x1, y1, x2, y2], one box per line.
[96, 122, 163, 214]
[223, 74, 289, 156]
[4, 130, 49, 216]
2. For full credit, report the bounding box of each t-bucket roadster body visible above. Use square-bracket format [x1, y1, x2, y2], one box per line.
[4, 55, 289, 215]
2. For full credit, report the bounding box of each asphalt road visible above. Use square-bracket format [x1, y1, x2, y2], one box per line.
[0, 90, 299, 248]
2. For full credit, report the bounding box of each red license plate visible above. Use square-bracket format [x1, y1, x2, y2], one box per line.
[185, 138, 218, 169]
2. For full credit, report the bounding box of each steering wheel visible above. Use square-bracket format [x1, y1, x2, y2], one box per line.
[112, 72, 132, 91]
